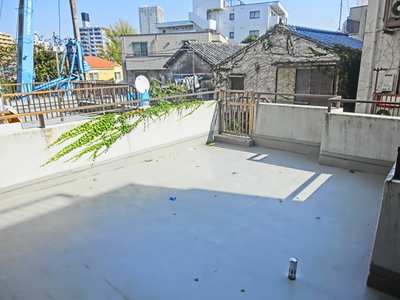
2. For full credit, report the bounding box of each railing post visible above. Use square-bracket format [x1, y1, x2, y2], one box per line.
[394, 146, 400, 180]
[327, 98, 332, 113]
[57, 91, 64, 121]
[218, 90, 224, 134]
[249, 91, 254, 137]
[121, 104, 126, 113]
[39, 114, 46, 128]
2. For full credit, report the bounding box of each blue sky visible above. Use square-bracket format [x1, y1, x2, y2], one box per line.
[0, 0, 358, 40]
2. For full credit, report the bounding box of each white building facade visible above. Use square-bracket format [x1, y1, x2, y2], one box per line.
[189, 0, 288, 43]
[356, 0, 400, 115]
[79, 13, 109, 57]
[139, 6, 165, 34]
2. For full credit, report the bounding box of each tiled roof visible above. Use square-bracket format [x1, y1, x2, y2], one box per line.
[164, 42, 247, 68]
[84, 56, 120, 69]
[287, 25, 363, 50]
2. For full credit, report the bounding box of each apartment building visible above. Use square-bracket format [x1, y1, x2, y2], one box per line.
[139, 6, 165, 34]
[0, 32, 14, 46]
[79, 13, 109, 57]
[190, 0, 288, 43]
[356, 0, 400, 115]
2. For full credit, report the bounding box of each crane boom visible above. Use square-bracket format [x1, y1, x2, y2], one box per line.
[16, 0, 90, 92]
[17, 0, 35, 92]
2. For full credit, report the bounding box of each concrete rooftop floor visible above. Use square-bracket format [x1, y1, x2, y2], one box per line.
[0, 143, 397, 300]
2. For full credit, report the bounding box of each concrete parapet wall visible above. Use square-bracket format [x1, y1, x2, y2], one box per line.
[320, 113, 400, 174]
[0, 102, 218, 195]
[367, 168, 400, 298]
[252, 103, 326, 155]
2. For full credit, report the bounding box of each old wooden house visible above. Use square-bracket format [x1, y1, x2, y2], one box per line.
[163, 41, 246, 92]
[214, 24, 363, 105]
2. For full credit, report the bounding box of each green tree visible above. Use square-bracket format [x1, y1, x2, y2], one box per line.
[98, 19, 137, 64]
[33, 43, 58, 82]
[241, 34, 259, 44]
[0, 44, 17, 89]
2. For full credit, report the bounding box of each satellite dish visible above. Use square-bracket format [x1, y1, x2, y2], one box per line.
[392, 1, 400, 17]
[135, 76, 150, 93]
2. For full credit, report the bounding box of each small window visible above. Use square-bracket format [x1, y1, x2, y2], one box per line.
[249, 30, 259, 36]
[132, 42, 148, 56]
[229, 13, 235, 20]
[229, 32, 234, 39]
[114, 71, 122, 81]
[89, 72, 99, 81]
[250, 11, 260, 19]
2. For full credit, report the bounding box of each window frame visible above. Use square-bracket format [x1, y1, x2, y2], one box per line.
[229, 13, 235, 20]
[249, 11, 260, 19]
[114, 71, 122, 81]
[229, 32, 234, 39]
[88, 72, 100, 81]
[132, 42, 148, 57]
[249, 30, 259, 36]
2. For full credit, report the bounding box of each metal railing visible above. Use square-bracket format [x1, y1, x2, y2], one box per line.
[327, 98, 400, 114]
[0, 80, 119, 94]
[219, 91, 338, 137]
[0, 90, 218, 128]
[254, 92, 338, 106]
[2, 85, 137, 124]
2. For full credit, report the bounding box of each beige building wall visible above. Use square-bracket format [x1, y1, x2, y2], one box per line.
[356, 0, 400, 113]
[0, 32, 14, 46]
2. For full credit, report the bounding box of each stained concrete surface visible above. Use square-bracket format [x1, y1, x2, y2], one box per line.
[0, 144, 396, 300]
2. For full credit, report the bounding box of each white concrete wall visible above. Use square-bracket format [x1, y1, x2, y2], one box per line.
[320, 112, 400, 174]
[0, 102, 217, 192]
[252, 103, 326, 155]
[371, 168, 400, 272]
[367, 167, 400, 296]
[252, 103, 400, 174]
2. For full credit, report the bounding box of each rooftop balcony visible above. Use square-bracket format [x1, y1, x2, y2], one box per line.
[0, 89, 399, 299]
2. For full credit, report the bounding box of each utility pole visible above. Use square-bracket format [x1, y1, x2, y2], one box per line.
[69, 0, 81, 41]
[338, 0, 343, 31]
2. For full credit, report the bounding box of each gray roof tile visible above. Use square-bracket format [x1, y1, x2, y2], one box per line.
[165, 42, 247, 68]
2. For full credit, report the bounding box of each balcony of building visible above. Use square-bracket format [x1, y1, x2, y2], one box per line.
[0, 89, 399, 299]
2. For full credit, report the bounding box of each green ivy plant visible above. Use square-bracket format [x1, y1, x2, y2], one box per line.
[44, 100, 204, 165]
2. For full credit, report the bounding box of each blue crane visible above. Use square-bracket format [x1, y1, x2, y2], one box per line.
[17, 0, 90, 92]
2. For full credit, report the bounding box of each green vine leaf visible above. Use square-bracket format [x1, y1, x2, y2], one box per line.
[43, 100, 207, 165]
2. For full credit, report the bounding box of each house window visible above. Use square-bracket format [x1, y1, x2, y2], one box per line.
[229, 13, 235, 20]
[89, 72, 99, 81]
[229, 32, 234, 39]
[132, 42, 148, 56]
[249, 30, 259, 36]
[114, 71, 122, 81]
[276, 66, 334, 105]
[250, 11, 260, 19]
[229, 75, 245, 90]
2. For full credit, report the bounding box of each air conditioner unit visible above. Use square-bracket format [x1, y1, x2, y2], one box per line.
[384, 0, 400, 29]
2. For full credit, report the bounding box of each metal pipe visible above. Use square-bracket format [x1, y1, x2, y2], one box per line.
[394, 147, 400, 180]
[69, 0, 81, 41]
